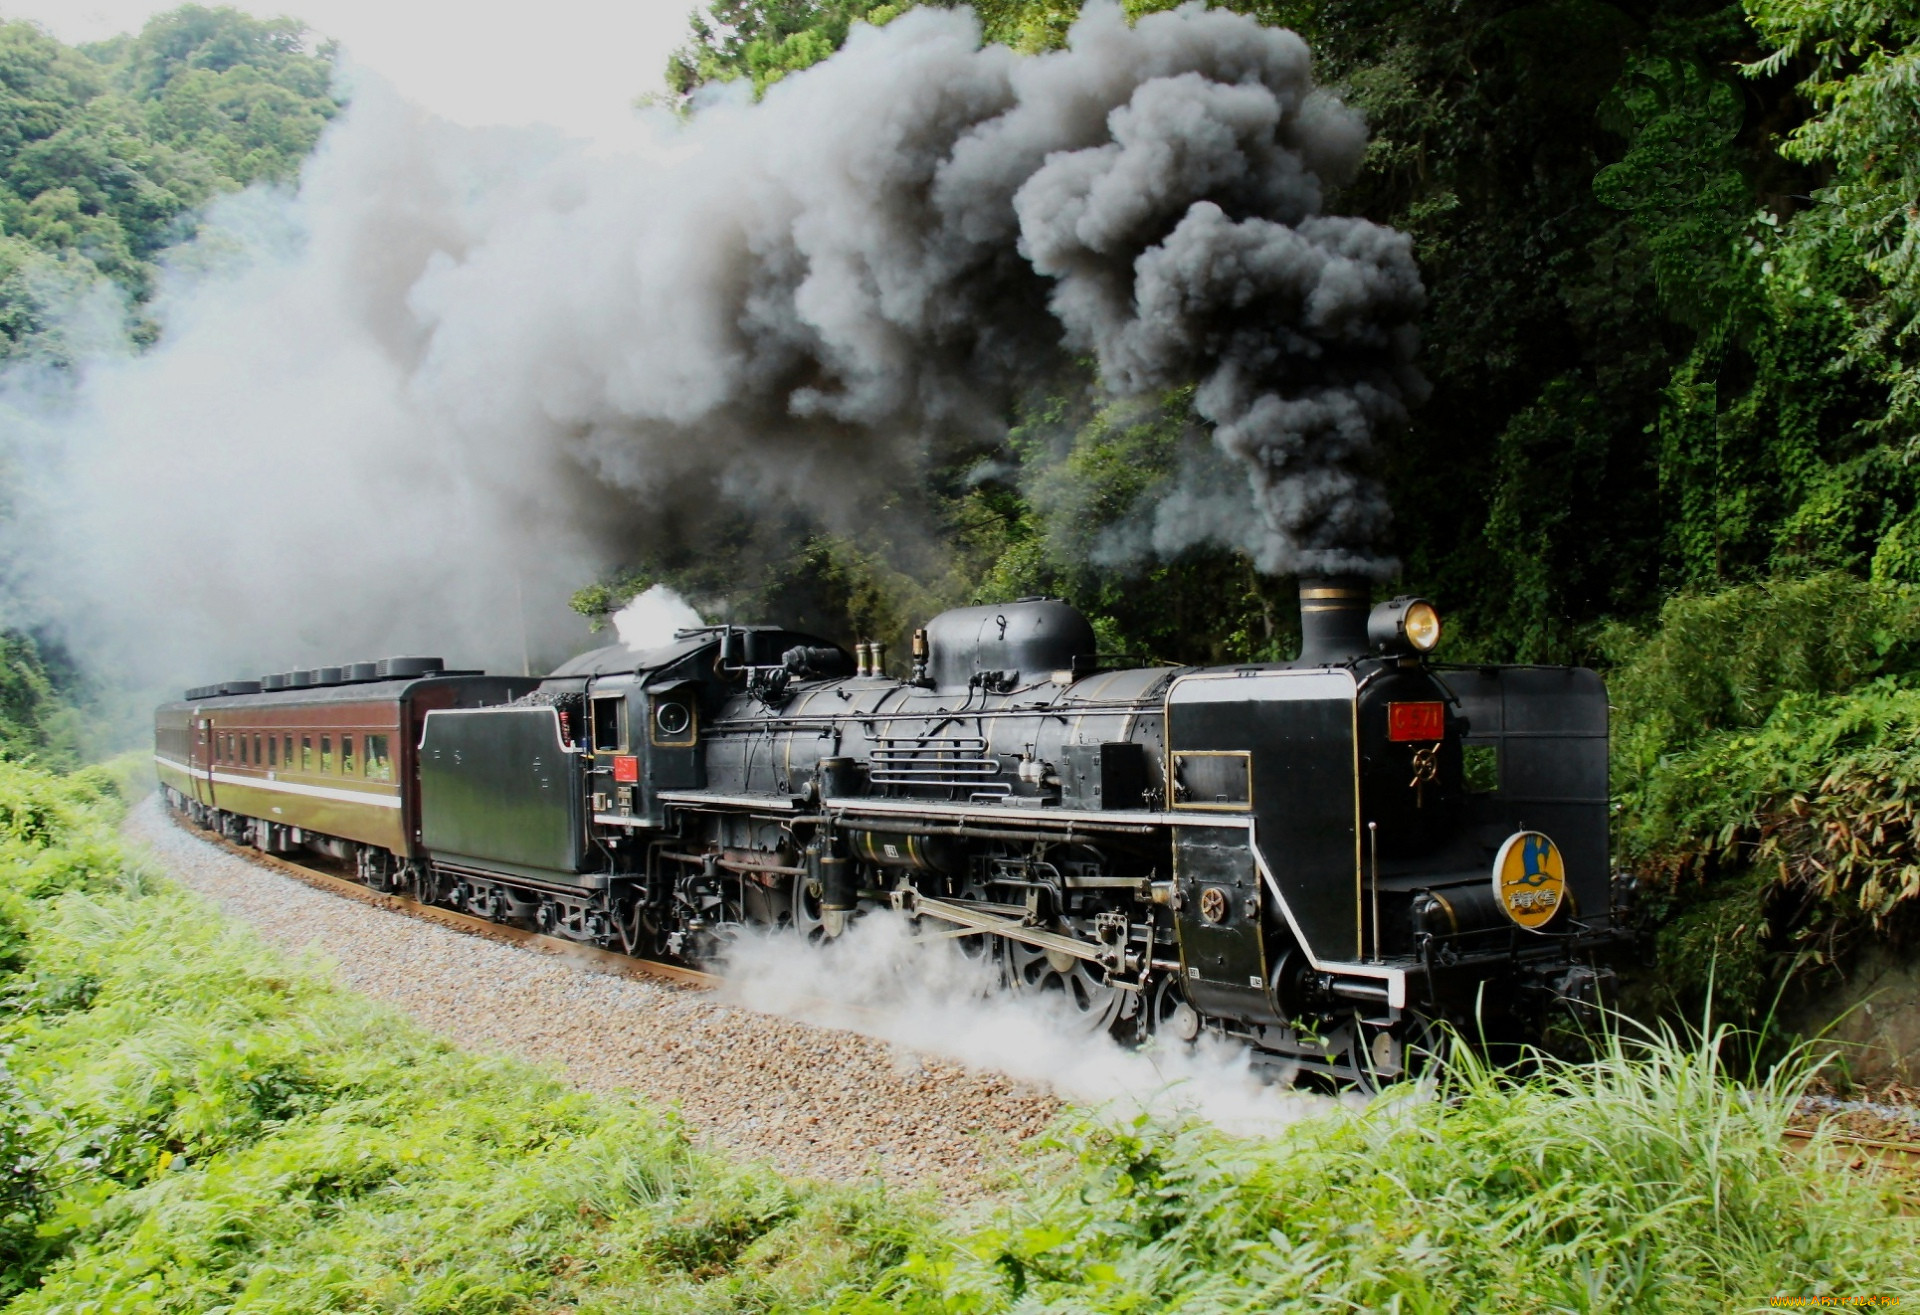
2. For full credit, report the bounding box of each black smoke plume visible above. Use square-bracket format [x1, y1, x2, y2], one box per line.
[3, 1, 1422, 688]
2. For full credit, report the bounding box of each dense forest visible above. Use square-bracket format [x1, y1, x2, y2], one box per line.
[0, 0, 1916, 1020]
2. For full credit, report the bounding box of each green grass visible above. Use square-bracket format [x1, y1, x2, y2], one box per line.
[0, 761, 925, 1311]
[848, 1025, 1919, 1312]
[0, 757, 1911, 1312]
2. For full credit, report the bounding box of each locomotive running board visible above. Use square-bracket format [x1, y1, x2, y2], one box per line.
[890, 888, 1134, 975]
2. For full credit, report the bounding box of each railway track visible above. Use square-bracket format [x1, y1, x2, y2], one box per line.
[165, 811, 1920, 1191]
[173, 814, 719, 991]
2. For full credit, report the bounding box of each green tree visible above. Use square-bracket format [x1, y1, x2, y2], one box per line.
[0, 7, 339, 357]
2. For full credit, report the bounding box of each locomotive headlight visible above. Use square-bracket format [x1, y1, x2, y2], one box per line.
[1404, 600, 1442, 652]
[1368, 596, 1444, 655]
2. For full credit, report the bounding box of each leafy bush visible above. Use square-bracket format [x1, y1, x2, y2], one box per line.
[1607, 574, 1920, 1016]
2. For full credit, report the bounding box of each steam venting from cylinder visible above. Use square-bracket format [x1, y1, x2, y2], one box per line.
[1295, 575, 1372, 664]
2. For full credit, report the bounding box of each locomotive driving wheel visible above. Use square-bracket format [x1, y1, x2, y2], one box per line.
[1004, 939, 1130, 1035]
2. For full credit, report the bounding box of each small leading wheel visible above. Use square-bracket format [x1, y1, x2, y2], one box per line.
[1346, 1012, 1452, 1093]
[1146, 973, 1203, 1046]
[1005, 939, 1131, 1036]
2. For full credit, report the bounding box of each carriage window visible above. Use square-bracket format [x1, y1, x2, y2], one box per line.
[268, 735, 277, 768]
[1171, 752, 1252, 808]
[320, 735, 333, 773]
[284, 735, 294, 770]
[365, 735, 392, 782]
[591, 697, 625, 752]
[341, 735, 356, 776]
[253, 735, 262, 766]
[301, 736, 313, 772]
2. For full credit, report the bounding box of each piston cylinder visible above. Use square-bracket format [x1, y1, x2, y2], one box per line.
[813, 843, 855, 937]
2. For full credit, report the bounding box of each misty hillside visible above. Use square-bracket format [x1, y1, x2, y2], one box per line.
[0, 7, 338, 359]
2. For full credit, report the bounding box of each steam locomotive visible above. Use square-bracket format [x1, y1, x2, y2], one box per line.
[155, 578, 1621, 1085]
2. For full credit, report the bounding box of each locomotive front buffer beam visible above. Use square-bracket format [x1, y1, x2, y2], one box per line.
[890, 886, 1143, 982]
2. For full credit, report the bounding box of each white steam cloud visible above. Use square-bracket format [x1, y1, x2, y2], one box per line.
[1, 0, 1421, 695]
[722, 913, 1352, 1134]
[614, 584, 705, 652]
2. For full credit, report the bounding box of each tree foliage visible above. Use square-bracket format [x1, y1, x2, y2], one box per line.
[650, 0, 1894, 664]
[0, 7, 339, 359]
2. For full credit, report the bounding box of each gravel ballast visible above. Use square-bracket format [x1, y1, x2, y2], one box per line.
[124, 800, 1060, 1192]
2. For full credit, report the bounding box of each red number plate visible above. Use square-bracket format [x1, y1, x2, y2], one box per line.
[612, 754, 639, 783]
[1388, 701, 1445, 742]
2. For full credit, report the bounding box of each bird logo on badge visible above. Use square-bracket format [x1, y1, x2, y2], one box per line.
[1492, 831, 1567, 931]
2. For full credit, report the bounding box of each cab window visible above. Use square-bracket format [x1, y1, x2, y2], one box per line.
[592, 697, 625, 752]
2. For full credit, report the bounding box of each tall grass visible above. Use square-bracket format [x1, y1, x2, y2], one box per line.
[842, 1024, 1920, 1312]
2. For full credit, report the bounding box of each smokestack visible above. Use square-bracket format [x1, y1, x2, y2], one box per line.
[1296, 576, 1371, 665]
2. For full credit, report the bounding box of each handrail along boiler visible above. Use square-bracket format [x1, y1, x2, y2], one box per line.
[156, 579, 1621, 1083]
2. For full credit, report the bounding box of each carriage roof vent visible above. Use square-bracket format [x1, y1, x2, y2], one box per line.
[377, 656, 444, 679]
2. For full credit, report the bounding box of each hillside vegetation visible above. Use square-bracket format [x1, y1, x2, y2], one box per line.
[0, 7, 341, 743]
[0, 762, 1909, 1309]
[0, 5, 338, 361]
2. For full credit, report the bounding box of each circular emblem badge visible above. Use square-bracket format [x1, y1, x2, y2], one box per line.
[1492, 831, 1567, 932]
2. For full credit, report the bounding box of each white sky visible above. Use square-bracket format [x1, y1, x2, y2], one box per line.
[10, 0, 700, 133]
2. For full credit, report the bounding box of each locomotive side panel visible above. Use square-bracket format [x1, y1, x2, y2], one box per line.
[1167, 670, 1360, 965]
[1173, 824, 1272, 1022]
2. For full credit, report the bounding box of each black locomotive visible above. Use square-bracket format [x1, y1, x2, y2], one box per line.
[158, 577, 1620, 1085]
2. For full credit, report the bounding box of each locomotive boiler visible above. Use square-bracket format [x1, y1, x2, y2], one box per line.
[157, 578, 1622, 1086]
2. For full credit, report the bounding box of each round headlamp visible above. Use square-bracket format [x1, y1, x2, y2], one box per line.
[1367, 596, 1443, 656]
[1403, 600, 1442, 652]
